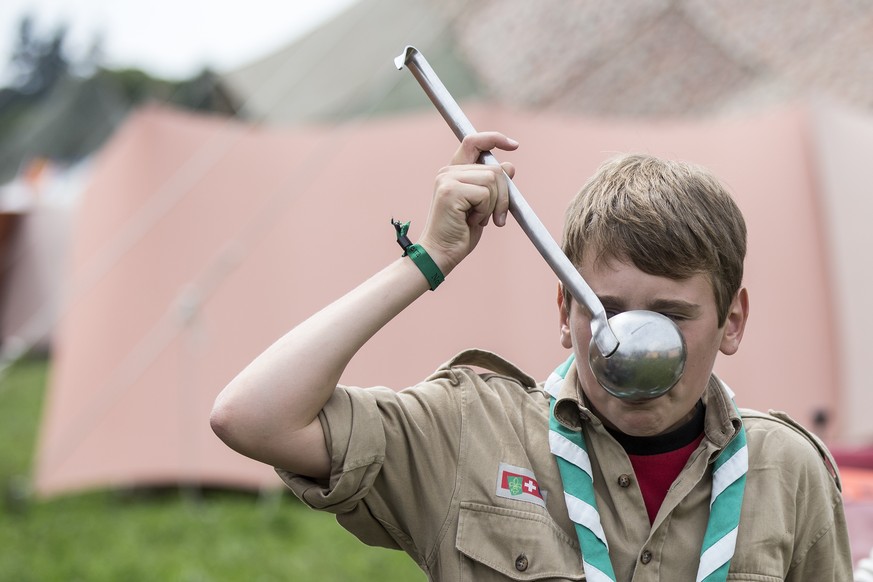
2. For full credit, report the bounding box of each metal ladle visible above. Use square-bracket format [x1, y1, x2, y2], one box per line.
[395, 46, 686, 400]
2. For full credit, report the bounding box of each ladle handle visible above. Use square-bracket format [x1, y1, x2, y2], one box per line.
[395, 46, 618, 357]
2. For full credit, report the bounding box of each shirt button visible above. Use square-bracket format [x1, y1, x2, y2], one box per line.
[617, 474, 631, 488]
[640, 550, 653, 564]
[515, 554, 529, 572]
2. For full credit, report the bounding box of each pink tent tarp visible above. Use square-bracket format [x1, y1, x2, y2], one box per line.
[34, 102, 873, 499]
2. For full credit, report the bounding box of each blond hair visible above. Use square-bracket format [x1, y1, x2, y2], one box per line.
[561, 154, 746, 325]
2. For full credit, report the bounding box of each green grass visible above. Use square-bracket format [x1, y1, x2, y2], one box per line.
[0, 357, 426, 581]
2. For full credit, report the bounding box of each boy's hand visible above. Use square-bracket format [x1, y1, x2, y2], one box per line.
[419, 132, 518, 274]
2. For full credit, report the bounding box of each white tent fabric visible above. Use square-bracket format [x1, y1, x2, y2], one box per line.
[0, 161, 86, 358]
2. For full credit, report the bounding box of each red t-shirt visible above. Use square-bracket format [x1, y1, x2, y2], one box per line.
[608, 402, 706, 524]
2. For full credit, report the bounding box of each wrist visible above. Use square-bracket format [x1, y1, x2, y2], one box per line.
[405, 244, 445, 290]
[391, 219, 447, 291]
[414, 239, 459, 275]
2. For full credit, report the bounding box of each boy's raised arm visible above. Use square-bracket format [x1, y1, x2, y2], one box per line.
[209, 132, 517, 479]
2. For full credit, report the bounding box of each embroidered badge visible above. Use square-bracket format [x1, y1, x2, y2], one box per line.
[496, 462, 547, 507]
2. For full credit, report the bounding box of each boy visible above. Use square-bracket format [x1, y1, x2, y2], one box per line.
[211, 133, 851, 580]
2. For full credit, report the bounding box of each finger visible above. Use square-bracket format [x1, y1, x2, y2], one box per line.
[467, 168, 503, 227]
[433, 165, 505, 231]
[467, 187, 495, 228]
[432, 173, 496, 223]
[501, 162, 516, 180]
[450, 132, 519, 165]
[466, 180, 499, 226]
[493, 168, 511, 227]
[437, 166, 505, 202]
[455, 176, 500, 229]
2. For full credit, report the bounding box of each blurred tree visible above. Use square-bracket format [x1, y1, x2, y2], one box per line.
[7, 15, 71, 97]
[0, 14, 240, 183]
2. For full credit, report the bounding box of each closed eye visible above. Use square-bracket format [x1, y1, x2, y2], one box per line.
[661, 313, 688, 322]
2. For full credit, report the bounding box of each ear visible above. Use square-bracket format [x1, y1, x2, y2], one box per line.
[557, 283, 573, 349]
[719, 287, 749, 356]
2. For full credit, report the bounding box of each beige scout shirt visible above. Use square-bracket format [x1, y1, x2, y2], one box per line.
[279, 349, 852, 581]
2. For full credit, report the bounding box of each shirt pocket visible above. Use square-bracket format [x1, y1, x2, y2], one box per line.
[456, 502, 585, 581]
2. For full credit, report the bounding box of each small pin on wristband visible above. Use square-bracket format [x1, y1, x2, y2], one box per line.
[391, 219, 445, 291]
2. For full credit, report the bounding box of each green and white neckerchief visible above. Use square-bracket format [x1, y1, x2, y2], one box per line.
[545, 355, 748, 582]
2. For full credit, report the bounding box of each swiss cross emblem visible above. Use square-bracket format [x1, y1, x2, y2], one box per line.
[496, 463, 546, 507]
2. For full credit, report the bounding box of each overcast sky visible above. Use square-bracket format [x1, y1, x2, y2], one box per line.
[0, 0, 359, 82]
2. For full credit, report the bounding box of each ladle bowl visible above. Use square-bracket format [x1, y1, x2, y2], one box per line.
[588, 310, 686, 400]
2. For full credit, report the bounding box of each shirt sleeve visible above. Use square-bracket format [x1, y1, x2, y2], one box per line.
[276, 372, 465, 558]
[764, 413, 854, 580]
[774, 420, 853, 582]
[276, 385, 389, 514]
[786, 493, 853, 581]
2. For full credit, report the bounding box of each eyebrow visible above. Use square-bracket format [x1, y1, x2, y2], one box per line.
[649, 299, 702, 315]
[598, 295, 702, 315]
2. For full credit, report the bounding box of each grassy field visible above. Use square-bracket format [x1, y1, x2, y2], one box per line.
[0, 357, 426, 581]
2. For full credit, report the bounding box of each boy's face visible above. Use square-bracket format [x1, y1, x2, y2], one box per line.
[558, 253, 748, 437]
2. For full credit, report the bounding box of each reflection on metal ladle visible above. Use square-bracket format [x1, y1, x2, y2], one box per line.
[588, 310, 686, 400]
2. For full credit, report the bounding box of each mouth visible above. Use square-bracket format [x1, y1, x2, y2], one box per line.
[620, 395, 659, 406]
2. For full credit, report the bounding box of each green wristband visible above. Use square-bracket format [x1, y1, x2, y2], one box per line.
[391, 219, 445, 290]
[406, 244, 445, 291]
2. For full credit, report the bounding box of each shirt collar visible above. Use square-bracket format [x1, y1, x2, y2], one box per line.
[438, 349, 538, 388]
